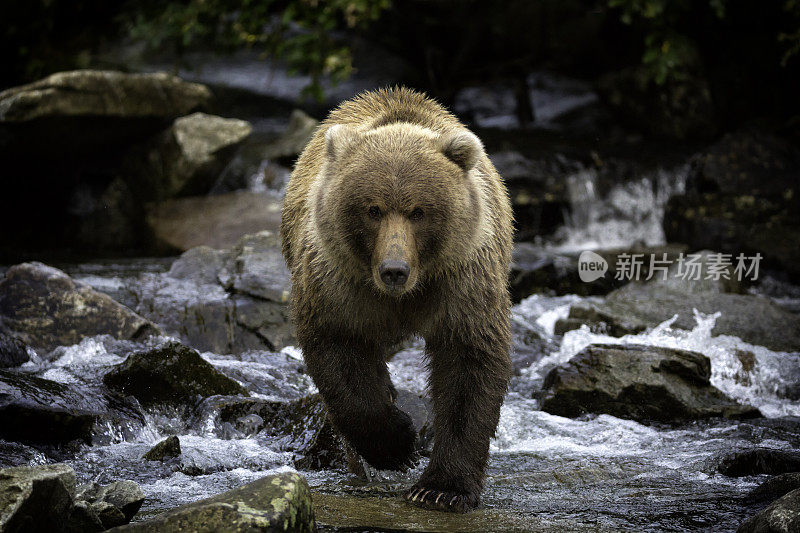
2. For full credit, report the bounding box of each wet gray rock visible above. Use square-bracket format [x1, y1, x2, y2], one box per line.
[0, 330, 29, 368]
[143, 436, 182, 461]
[539, 344, 760, 423]
[664, 129, 800, 280]
[103, 341, 248, 407]
[0, 70, 211, 124]
[0, 463, 76, 533]
[718, 449, 800, 477]
[107, 471, 315, 533]
[738, 488, 800, 533]
[748, 473, 800, 503]
[0, 262, 160, 352]
[0, 370, 144, 444]
[130, 232, 294, 354]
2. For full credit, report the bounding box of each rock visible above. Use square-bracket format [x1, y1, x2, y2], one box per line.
[66, 500, 104, 533]
[143, 436, 182, 461]
[0, 463, 76, 533]
[75, 480, 145, 523]
[598, 67, 716, 141]
[0, 70, 210, 124]
[664, 129, 800, 280]
[0, 441, 45, 468]
[718, 449, 800, 477]
[738, 488, 800, 533]
[0, 262, 160, 352]
[560, 251, 800, 351]
[103, 341, 248, 407]
[93, 501, 127, 529]
[126, 112, 252, 203]
[130, 232, 294, 354]
[0, 370, 144, 444]
[0, 330, 29, 368]
[146, 191, 283, 252]
[539, 344, 760, 423]
[278, 395, 347, 471]
[94, 481, 145, 522]
[748, 473, 800, 503]
[107, 471, 315, 533]
[208, 109, 317, 194]
[0, 70, 214, 256]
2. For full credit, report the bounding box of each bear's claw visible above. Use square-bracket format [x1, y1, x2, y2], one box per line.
[403, 486, 476, 513]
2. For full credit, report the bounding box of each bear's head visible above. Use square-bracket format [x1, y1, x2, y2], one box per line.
[313, 122, 487, 297]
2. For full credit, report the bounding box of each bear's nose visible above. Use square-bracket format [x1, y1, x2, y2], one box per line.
[379, 260, 410, 288]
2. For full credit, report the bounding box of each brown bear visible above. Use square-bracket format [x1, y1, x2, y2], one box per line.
[280, 87, 513, 512]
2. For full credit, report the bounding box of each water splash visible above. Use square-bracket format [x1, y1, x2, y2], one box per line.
[550, 166, 687, 252]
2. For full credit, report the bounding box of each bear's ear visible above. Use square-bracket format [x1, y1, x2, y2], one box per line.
[437, 130, 483, 171]
[325, 124, 360, 161]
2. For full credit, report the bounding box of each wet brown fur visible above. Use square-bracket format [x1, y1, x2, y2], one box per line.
[280, 87, 513, 512]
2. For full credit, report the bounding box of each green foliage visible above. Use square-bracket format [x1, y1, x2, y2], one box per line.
[126, 0, 390, 101]
[781, 0, 800, 66]
[608, 0, 724, 85]
[609, 0, 800, 83]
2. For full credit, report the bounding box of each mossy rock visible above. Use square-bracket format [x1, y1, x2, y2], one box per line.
[108, 472, 315, 533]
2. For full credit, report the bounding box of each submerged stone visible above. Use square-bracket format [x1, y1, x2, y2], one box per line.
[108, 471, 315, 532]
[143, 436, 182, 462]
[539, 343, 760, 423]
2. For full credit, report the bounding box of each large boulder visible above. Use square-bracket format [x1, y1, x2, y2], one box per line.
[0, 463, 76, 533]
[664, 129, 800, 280]
[0, 70, 210, 124]
[0, 262, 160, 352]
[539, 344, 760, 423]
[107, 471, 315, 533]
[0, 369, 145, 444]
[146, 192, 282, 252]
[130, 232, 294, 354]
[103, 341, 248, 407]
[738, 489, 800, 533]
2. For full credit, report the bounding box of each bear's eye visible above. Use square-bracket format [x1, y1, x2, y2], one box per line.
[409, 208, 424, 221]
[367, 206, 382, 219]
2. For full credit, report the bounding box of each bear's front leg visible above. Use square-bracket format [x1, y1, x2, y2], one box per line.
[406, 331, 511, 512]
[300, 332, 418, 471]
